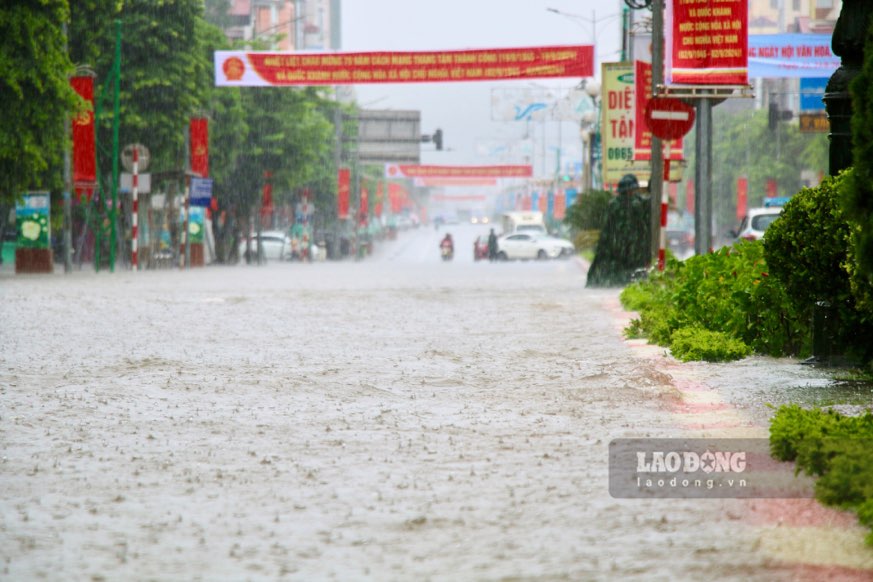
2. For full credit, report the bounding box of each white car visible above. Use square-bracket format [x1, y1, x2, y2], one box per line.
[238, 230, 293, 261]
[735, 207, 783, 241]
[496, 233, 575, 260]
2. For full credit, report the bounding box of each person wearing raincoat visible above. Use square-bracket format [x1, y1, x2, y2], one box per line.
[586, 174, 651, 287]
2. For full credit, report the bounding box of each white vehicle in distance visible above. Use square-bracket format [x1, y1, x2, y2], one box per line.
[734, 206, 783, 241]
[501, 211, 546, 235]
[238, 230, 293, 261]
[496, 232, 575, 261]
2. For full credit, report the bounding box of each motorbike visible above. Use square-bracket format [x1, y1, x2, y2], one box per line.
[440, 243, 454, 261]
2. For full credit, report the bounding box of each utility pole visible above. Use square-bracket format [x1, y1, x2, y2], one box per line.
[649, 0, 664, 265]
[695, 97, 713, 254]
[109, 19, 121, 273]
[62, 24, 73, 274]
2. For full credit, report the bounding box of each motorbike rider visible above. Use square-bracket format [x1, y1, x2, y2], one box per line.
[440, 233, 454, 257]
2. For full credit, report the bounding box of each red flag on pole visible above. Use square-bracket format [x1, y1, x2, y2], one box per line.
[374, 181, 384, 217]
[337, 168, 350, 219]
[190, 118, 209, 177]
[71, 76, 96, 199]
[736, 177, 748, 221]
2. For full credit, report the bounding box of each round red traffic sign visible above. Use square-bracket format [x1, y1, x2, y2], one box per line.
[645, 97, 696, 141]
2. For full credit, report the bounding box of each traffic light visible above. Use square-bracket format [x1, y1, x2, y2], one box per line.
[768, 103, 793, 131]
[433, 128, 443, 150]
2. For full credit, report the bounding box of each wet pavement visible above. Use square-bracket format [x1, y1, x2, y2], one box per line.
[1, 223, 871, 581]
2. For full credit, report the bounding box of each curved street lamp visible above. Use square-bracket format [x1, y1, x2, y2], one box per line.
[546, 7, 622, 75]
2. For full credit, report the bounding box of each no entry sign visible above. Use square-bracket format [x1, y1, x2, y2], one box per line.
[645, 97, 696, 141]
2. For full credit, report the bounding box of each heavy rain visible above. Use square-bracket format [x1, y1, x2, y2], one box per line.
[3, 0, 873, 581]
[4, 224, 873, 579]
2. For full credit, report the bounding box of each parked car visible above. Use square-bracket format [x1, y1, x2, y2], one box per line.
[734, 207, 783, 241]
[666, 210, 695, 258]
[238, 230, 293, 261]
[496, 233, 575, 260]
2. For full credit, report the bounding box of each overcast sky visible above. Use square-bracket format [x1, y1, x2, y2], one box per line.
[341, 0, 625, 173]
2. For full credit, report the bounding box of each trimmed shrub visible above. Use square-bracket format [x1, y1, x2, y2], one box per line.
[669, 327, 751, 362]
[620, 241, 806, 359]
[764, 170, 873, 362]
[769, 405, 873, 545]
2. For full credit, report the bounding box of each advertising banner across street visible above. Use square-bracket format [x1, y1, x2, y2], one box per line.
[385, 164, 532, 179]
[215, 46, 594, 86]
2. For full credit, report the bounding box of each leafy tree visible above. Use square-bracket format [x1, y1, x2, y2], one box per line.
[563, 189, 612, 232]
[230, 87, 334, 219]
[68, 0, 206, 177]
[0, 0, 79, 206]
[847, 19, 873, 281]
[681, 106, 828, 237]
[203, 0, 233, 30]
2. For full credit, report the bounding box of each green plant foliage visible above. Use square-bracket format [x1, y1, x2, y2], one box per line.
[563, 189, 612, 232]
[681, 107, 828, 237]
[764, 170, 873, 361]
[572, 229, 599, 252]
[847, 15, 873, 280]
[620, 241, 807, 359]
[0, 0, 79, 205]
[669, 327, 751, 362]
[769, 405, 873, 544]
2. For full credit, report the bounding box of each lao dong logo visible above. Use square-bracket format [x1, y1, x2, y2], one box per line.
[636, 450, 747, 474]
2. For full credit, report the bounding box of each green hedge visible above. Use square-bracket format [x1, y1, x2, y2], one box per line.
[764, 170, 873, 362]
[620, 241, 807, 361]
[770, 405, 873, 545]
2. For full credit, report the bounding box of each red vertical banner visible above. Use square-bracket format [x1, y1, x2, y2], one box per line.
[538, 193, 547, 214]
[260, 171, 273, 225]
[553, 192, 567, 220]
[189, 118, 209, 177]
[522, 194, 532, 211]
[359, 186, 369, 225]
[635, 60, 684, 161]
[337, 168, 351, 219]
[71, 76, 96, 198]
[634, 61, 653, 160]
[736, 176, 748, 221]
[374, 181, 384, 217]
[686, 179, 695, 214]
[668, 182, 679, 208]
[766, 178, 778, 199]
[388, 183, 408, 213]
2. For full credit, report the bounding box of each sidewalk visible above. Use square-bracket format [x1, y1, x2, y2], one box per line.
[606, 294, 873, 580]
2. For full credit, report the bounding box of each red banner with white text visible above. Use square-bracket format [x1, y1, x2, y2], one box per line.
[71, 76, 96, 197]
[666, 0, 748, 85]
[215, 46, 594, 86]
[385, 164, 532, 179]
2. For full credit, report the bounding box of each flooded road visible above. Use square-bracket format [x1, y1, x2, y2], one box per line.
[1, 224, 870, 580]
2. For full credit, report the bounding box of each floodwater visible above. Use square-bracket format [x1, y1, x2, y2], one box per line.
[1, 224, 870, 581]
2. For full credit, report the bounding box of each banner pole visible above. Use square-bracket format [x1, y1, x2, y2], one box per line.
[109, 19, 121, 273]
